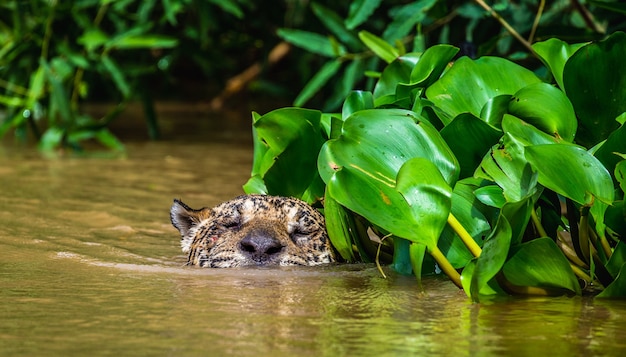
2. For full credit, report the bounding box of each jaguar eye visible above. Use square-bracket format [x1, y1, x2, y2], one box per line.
[220, 214, 241, 230]
[291, 228, 313, 244]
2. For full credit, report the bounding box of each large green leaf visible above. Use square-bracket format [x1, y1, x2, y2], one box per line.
[508, 83, 577, 142]
[426, 56, 542, 118]
[503, 238, 581, 295]
[318, 109, 458, 241]
[396, 157, 453, 243]
[525, 144, 614, 206]
[532, 38, 586, 90]
[251, 108, 326, 201]
[440, 113, 502, 179]
[563, 32, 626, 147]
[525, 144, 614, 238]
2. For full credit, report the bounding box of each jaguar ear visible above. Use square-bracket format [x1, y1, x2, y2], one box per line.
[170, 199, 211, 237]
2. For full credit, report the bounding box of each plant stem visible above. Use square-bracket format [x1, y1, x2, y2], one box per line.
[40, 2, 56, 60]
[447, 213, 482, 258]
[473, 0, 537, 57]
[429, 244, 463, 289]
[579, 206, 591, 263]
[528, 0, 545, 44]
[530, 208, 548, 238]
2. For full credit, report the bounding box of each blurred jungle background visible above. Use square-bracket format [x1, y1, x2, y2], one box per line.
[0, 0, 624, 152]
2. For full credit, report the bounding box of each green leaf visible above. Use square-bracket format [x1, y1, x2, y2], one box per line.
[410, 242, 427, 288]
[293, 59, 342, 107]
[606, 242, 626, 278]
[597, 263, 626, 298]
[253, 108, 326, 201]
[111, 35, 178, 49]
[345, 0, 383, 30]
[501, 114, 563, 146]
[27, 64, 46, 103]
[78, 29, 110, 52]
[617, 160, 626, 194]
[311, 3, 362, 51]
[382, 0, 438, 42]
[508, 83, 577, 142]
[525, 144, 614, 206]
[564, 32, 626, 147]
[318, 109, 458, 240]
[94, 129, 125, 151]
[0, 95, 25, 107]
[373, 53, 421, 106]
[532, 38, 585, 90]
[39, 127, 65, 151]
[206, 0, 244, 18]
[426, 56, 542, 118]
[323, 190, 357, 262]
[439, 178, 491, 268]
[440, 113, 502, 178]
[324, 58, 364, 111]
[503, 238, 581, 295]
[358, 30, 399, 63]
[43, 60, 73, 124]
[593, 123, 626, 182]
[277, 28, 344, 57]
[476, 133, 537, 202]
[342, 90, 374, 121]
[396, 157, 453, 243]
[469, 215, 512, 301]
[409, 44, 459, 88]
[101, 55, 131, 98]
[480, 95, 512, 128]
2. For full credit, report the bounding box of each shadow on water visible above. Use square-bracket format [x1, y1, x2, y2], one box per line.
[1, 106, 626, 356]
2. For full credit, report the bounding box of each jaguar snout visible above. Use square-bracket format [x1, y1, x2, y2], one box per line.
[239, 230, 285, 264]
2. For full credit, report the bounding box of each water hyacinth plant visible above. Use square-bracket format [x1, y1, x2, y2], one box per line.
[244, 31, 626, 301]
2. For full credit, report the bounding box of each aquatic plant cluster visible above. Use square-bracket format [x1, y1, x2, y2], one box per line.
[244, 28, 626, 299]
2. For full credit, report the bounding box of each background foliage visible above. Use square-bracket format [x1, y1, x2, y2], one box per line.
[2, 0, 625, 151]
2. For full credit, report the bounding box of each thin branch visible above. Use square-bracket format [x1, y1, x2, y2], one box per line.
[528, 0, 545, 43]
[570, 0, 605, 34]
[473, 0, 537, 57]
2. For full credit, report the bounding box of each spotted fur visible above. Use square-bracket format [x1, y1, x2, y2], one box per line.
[170, 195, 335, 267]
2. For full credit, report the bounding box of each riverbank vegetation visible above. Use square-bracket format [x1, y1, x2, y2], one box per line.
[241, 1, 626, 300]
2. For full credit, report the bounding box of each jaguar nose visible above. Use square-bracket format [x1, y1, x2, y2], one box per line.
[239, 232, 285, 263]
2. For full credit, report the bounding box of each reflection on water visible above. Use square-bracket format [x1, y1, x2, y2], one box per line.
[1, 114, 626, 356]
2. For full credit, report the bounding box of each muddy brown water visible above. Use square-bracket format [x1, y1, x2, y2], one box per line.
[1, 110, 626, 356]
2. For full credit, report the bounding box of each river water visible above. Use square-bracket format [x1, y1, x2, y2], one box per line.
[1, 108, 626, 356]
